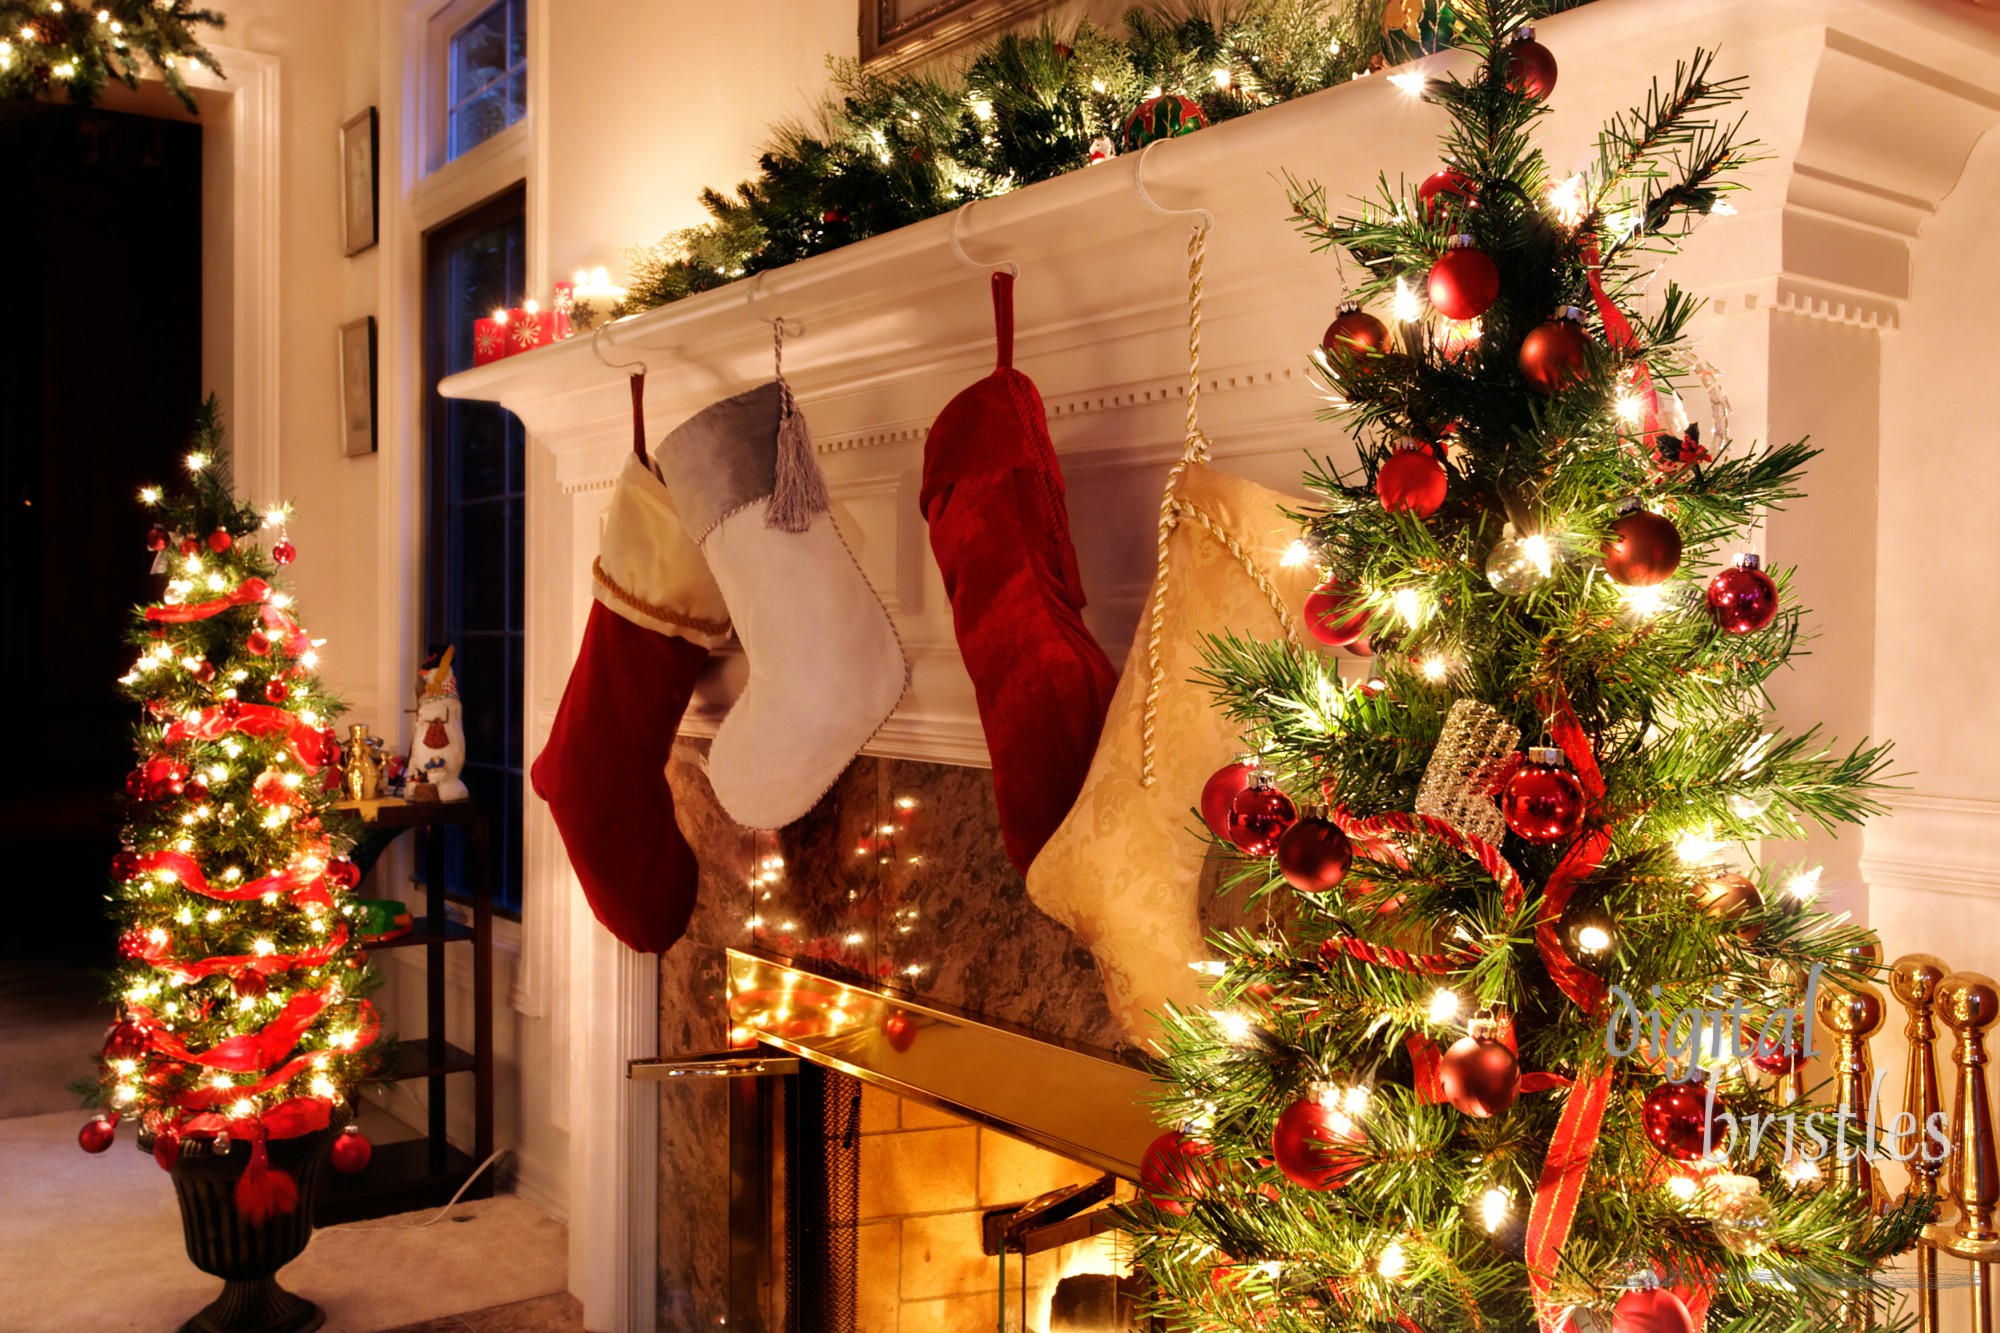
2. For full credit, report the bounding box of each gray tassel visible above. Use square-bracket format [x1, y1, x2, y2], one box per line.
[765, 396, 829, 533]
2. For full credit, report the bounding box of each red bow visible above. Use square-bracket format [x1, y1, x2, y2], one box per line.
[144, 577, 271, 624]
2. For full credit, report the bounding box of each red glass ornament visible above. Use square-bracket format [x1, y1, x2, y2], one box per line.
[330, 1126, 374, 1174]
[1706, 553, 1778, 634]
[1519, 309, 1591, 394]
[1746, 1028, 1810, 1076]
[1376, 445, 1447, 518]
[1500, 747, 1586, 844]
[207, 530, 232, 553]
[153, 1129, 182, 1172]
[1276, 816, 1352, 894]
[271, 539, 297, 566]
[1270, 1098, 1363, 1191]
[1641, 1077, 1729, 1162]
[882, 1010, 917, 1053]
[110, 849, 140, 881]
[326, 857, 363, 890]
[183, 779, 209, 805]
[1439, 1033, 1520, 1118]
[124, 769, 150, 800]
[1139, 1130, 1214, 1215]
[104, 1021, 149, 1060]
[1428, 236, 1499, 321]
[78, 1116, 116, 1154]
[143, 756, 189, 800]
[1321, 306, 1391, 368]
[179, 537, 200, 557]
[1227, 777, 1298, 856]
[233, 971, 269, 998]
[220, 699, 244, 721]
[264, 677, 290, 704]
[145, 526, 169, 553]
[1602, 508, 1683, 587]
[189, 658, 216, 684]
[1344, 635, 1373, 658]
[1417, 168, 1475, 220]
[1699, 872, 1765, 943]
[118, 929, 153, 960]
[1304, 581, 1370, 647]
[1504, 29, 1558, 101]
[1200, 760, 1259, 839]
[246, 628, 273, 656]
[1612, 1287, 1695, 1333]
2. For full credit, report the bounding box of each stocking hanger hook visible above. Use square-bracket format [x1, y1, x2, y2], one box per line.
[1133, 140, 1214, 235]
[590, 321, 649, 376]
[745, 272, 804, 339]
[947, 198, 1020, 277]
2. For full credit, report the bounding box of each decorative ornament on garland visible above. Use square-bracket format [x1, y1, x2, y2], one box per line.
[1602, 503, 1682, 587]
[1698, 871, 1764, 942]
[330, 1125, 374, 1174]
[1122, 93, 1206, 151]
[1227, 773, 1298, 856]
[1377, 443, 1447, 518]
[1276, 810, 1352, 894]
[1558, 886, 1619, 968]
[1504, 27, 1558, 101]
[1706, 1173, 1774, 1256]
[272, 539, 297, 566]
[1519, 307, 1591, 394]
[1200, 758, 1260, 839]
[78, 1114, 116, 1154]
[1485, 524, 1553, 596]
[1139, 1129, 1214, 1215]
[1322, 303, 1392, 370]
[1417, 168, 1475, 220]
[207, 530, 232, 553]
[1706, 553, 1778, 634]
[1304, 580, 1370, 647]
[1414, 698, 1521, 845]
[1500, 745, 1586, 844]
[146, 526, 169, 553]
[1270, 1093, 1363, 1191]
[1611, 1285, 1696, 1333]
[1428, 235, 1500, 321]
[1641, 1075, 1729, 1163]
[1439, 1017, 1521, 1119]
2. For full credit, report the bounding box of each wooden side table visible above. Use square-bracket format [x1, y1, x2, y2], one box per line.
[316, 797, 495, 1224]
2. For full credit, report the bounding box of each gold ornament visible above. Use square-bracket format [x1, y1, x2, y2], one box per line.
[1415, 698, 1520, 845]
[1706, 1174, 1774, 1256]
[343, 723, 385, 802]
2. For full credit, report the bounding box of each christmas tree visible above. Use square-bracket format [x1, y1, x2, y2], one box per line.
[82, 401, 380, 1219]
[1128, 6, 1928, 1331]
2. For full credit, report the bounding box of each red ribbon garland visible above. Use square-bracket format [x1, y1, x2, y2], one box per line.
[179, 1095, 333, 1143]
[165, 1000, 378, 1118]
[127, 849, 333, 912]
[158, 924, 349, 982]
[144, 576, 271, 624]
[163, 702, 331, 769]
[147, 988, 334, 1072]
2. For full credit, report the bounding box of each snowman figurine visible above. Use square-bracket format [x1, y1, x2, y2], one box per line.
[408, 645, 469, 802]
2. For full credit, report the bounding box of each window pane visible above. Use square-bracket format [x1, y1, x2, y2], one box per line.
[507, 497, 525, 626]
[451, 403, 507, 500]
[507, 633, 524, 769]
[457, 502, 506, 630]
[449, 1, 509, 106]
[507, 69, 526, 131]
[449, 86, 510, 161]
[507, 0, 526, 65]
[455, 634, 506, 763]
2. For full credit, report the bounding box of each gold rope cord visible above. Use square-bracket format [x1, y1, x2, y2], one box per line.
[592, 557, 733, 639]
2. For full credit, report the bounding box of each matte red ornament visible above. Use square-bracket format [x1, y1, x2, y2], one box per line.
[330, 1126, 373, 1174]
[179, 537, 200, 557]
[1519, 309, 1591, 394]
[264, 677, 290, 704]
[1428, 236, 1500, 321]
[1322, 306, 1391, 368]
[1270, 1098, 1363, 1191]
[1699, 872, 1765, 943]
[1642, 1078, 1729, 1162]
[271, 539, 297, 566]
[110, 849, 140, 881]
[1504, 29, 1558, 101]
[103, 1021, 149, 1060]
[1227, 777, 1297, 856]
[1439, 1033, 1521, 1118]
[124, 770, 150, 800]
[207, 530, 232, 553]
[153, 1129, 182, 1172]
[78, 1116, 116, 1154]
[1344, 635, 1373, 658]
[1276, 816, 1352, 894]
[1304, 581, 1370, 647]
[1602, 508, 1683, 587]
[246, 628, 273, 656]
[1200, 760, 1259, 839]
[1139, 1130, 1214, 1215]
[1417, 168, 1475, 220]
[145, 526, 169, 552]
[1706, 553, 1778, 634]
[1377, 446, 1447, 518]
[1500, 746, 1585, 844]
[1612, 1287, 1695, 1333]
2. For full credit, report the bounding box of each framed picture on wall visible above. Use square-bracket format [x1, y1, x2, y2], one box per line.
[338, 316, 378, 458]
[862, 0, 1062, 67]
[341, 107, 379, 256]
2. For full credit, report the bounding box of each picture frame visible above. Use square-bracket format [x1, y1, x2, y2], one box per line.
[341, 107, 379, 256]
[861, 0, 1060, 68]
[339, 316, 378, 458]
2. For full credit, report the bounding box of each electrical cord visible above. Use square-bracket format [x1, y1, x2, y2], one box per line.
[321, 1147, 508, 1232]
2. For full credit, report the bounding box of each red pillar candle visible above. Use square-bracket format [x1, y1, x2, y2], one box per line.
[551, 280, 576, 341]
[505, 300, 557, 356]
[473, 309, 509, 365]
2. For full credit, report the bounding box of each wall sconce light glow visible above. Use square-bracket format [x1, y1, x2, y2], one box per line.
[1428, 989, 1460, 1024]
[1480, 1188, 1512, 1231]
[1788, 867, 1823, 901]
[1392, 275, 1422, 322]
[1387, 70, 1428, 95]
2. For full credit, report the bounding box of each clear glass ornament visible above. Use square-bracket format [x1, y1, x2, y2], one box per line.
[1727, 790, 1774, 818]
[1707, 1174, 1774, 1256]
[1486, 523, 1552, 595]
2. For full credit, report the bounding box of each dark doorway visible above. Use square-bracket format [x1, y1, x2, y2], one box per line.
[0, 102, 202, 964]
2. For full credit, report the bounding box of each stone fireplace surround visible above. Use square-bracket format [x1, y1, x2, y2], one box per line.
[435, 2, 2000, 1325]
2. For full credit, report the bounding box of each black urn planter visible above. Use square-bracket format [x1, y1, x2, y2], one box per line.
[144, 1126, 339, 1333]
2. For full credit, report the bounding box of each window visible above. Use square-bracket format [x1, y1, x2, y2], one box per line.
[445, 0, 525, 162]
[424, 188, 526, 913]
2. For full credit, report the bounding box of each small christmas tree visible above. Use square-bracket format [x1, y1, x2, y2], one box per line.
[1129, 6, 1926, 1331]
[82, 400, 379, 1221]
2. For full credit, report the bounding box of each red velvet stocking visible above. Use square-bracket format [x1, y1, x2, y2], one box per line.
[921, 272, 1118, 873]
[532, 601, 707, 952]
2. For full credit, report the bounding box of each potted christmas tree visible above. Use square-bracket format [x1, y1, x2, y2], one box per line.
[80, 401, 381, 1333]
[1128, 4, 1928, 1330]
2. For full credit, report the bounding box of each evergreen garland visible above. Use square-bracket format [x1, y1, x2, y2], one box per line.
[0, 0, 224, 111]
[624, 0, 1592, 312]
